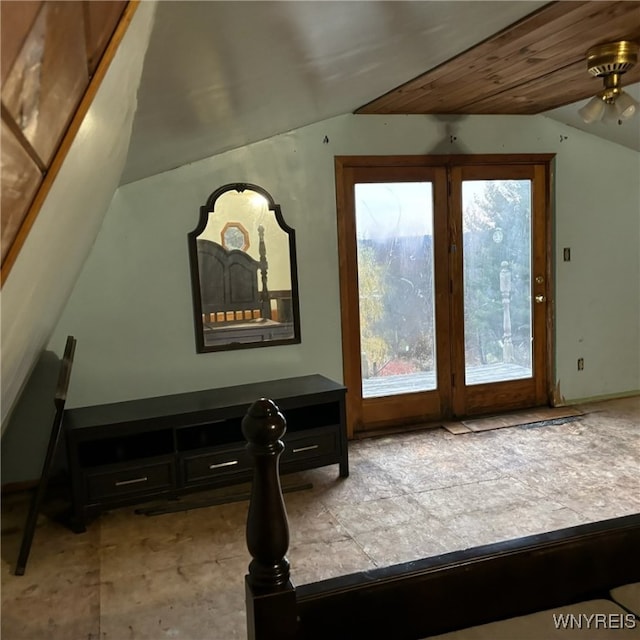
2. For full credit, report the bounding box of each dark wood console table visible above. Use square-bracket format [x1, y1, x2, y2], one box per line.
[63, 374, 348, 531]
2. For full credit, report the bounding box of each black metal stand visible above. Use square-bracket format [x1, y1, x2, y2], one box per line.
[15, 336, 76, 576]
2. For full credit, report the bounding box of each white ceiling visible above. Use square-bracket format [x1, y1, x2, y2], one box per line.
[121, 1, 638, 185]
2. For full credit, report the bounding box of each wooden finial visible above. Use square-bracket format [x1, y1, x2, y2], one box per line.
[243, 398, 290, 589]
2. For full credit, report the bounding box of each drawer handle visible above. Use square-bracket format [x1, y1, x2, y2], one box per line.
[115, 476, 148, 487]
[209, 460, 239, 470]
[292, 444, 319, 454]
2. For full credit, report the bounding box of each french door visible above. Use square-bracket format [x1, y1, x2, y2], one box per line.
[335, 155, 553, 436]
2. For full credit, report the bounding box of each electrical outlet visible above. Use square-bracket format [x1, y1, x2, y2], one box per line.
[577, 358, 584, 371]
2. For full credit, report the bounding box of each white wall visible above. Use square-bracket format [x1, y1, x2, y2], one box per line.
[551, 130, 640, 402]
[4, 112, 638, 483]
[47, 113, 639, 410]
[0, 1, 157, 430]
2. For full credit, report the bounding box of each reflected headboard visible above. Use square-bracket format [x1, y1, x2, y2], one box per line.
[197, 239, 270, 323]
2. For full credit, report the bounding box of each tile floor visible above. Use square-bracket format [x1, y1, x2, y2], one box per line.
[1, 396, 639, 639]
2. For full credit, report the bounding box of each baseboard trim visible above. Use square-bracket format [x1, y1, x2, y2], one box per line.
[1, 470, 69, 496]
[1, 479, 38, 495]
[565, 390, 640, 406]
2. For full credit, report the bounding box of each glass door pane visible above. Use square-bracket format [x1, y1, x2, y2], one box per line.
[355, 182, 436, 398]
[462, 180, 533, 385]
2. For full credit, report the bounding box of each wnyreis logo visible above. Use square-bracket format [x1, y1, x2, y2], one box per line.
[552, 613, 637, 630]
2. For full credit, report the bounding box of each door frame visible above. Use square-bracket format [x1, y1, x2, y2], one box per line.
[335, 154, 556, 437]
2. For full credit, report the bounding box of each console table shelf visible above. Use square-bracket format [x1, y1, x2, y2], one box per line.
[64, 374, 348, 530]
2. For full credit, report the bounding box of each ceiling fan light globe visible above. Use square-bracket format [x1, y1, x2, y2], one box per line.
[614, 90, 639, 120]
[578, 95, 605, 123]
[602, 102, 620, 124]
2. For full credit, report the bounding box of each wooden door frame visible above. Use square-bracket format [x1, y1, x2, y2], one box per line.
[337, 164, 450, 435]
[335, 154, 556, 438]
[449, 162, 552, 416]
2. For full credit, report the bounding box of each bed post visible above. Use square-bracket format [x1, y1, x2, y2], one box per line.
[257, 225, 272, 320]
[243, 399, 298, 640]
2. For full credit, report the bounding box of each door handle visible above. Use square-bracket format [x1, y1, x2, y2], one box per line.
[535, 295, 546, 303]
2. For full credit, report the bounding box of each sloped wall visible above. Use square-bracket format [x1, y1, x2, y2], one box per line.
[0, 1, 157, 431]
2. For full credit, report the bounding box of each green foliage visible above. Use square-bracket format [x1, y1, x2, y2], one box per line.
[357, 245, 390, 374]
[358, 236, 436, 376]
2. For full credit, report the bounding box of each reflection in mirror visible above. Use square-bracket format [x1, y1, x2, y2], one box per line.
[188, 183, 301, 352]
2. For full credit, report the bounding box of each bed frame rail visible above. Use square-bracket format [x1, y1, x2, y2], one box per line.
[295, 514, 640, 639]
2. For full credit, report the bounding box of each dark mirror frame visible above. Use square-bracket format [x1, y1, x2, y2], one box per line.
[188, 183, 302, 353]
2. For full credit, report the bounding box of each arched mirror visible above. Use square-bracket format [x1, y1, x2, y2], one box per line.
[188, 183, 301, 352]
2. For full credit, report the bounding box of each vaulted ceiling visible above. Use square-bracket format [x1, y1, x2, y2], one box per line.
[357, 1, 640, 115]
[122, 1, 640, 185]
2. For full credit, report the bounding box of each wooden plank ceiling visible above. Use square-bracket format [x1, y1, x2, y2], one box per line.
[357, 1, 640, 115]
